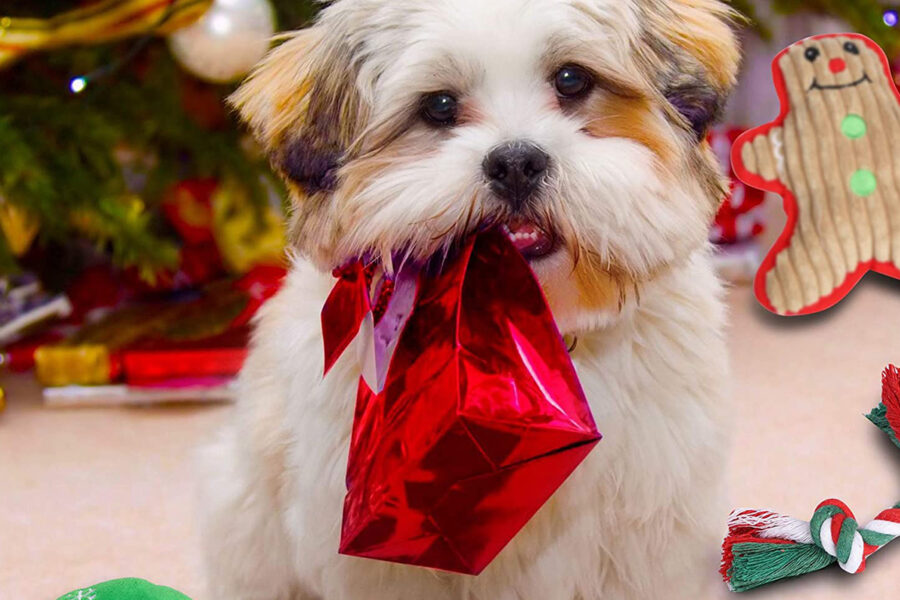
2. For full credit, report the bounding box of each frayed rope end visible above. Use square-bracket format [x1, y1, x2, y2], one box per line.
[877, 365, 900, 448]
[721, 510, 835, 592]
[723, 365, 900, 592]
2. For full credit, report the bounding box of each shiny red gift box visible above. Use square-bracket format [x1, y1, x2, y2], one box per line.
[325, 230, 601, 575]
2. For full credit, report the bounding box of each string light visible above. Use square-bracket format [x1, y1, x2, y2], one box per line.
[65, 0, 178, 94]
[884, 9, 899, 27]
[69, 76, 87, 94]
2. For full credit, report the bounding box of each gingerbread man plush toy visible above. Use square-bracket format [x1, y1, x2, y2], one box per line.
[734, 33, 900, 316]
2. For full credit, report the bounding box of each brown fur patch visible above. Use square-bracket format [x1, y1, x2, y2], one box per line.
[694, 140, 731, 215]
[569, 248, 632, 312]
[581, 93, 678, 166]
[230, 30, 324, 148]
[642, 0, 740, 93]
[231, 27, 367, 192]
[231, 24, 372, 261]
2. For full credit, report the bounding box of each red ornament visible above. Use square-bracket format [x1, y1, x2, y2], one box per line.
[330, 230, 601, 575]
[161, 179, 218, 245]
[709, 127, 766, 244]
[230, 264, 287, 328]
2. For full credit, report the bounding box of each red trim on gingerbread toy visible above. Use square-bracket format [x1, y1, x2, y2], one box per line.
[731, 33, 900, 316]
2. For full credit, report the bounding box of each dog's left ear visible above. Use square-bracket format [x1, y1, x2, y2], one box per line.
[641, 0, 741, 139]
[230, 22, 367, 196]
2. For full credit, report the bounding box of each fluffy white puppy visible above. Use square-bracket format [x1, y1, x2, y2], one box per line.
[199, 1, 740, 598]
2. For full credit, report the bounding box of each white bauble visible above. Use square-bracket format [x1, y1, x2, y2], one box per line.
[168, 0, 275, 83]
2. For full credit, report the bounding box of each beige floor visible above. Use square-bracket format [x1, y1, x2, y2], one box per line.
[2, 280, 900, 599]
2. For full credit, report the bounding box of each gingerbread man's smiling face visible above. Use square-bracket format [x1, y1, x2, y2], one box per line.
[778, 35, 890, 103]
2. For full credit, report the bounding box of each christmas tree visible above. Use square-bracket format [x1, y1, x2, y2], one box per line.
[732, 0, 900, 53]
[0, 0, 320, 282]
[0, 0, 897, 283]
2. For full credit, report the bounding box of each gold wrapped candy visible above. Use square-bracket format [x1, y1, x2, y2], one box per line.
[35, 345, 112, 387]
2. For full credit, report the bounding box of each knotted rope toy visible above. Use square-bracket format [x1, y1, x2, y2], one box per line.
[721, 365, 900, 591]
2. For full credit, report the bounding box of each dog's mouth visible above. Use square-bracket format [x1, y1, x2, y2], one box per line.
[501, 220, 558, 261]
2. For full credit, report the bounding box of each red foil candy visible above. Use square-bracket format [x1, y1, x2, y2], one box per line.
[328, 230, 601, 575]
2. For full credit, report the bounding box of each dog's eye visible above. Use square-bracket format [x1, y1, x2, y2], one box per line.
[421, 92, 458, 126]
[844, 42, 860, 55]
[554, 65, 593, 99]
[804, 47, 820, 62]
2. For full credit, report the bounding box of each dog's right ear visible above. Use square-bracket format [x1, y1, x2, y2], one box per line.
[230, 25, 366, 196]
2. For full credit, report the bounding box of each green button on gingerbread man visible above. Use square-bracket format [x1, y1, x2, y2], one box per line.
[842, 114, 868, 139]
[842, 114, 878, 197]
[733, 33, 900, 316]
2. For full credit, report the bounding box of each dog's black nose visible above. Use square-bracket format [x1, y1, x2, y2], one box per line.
[483, 141, 549, 208]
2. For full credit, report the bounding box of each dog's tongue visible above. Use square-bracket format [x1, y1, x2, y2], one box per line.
[503, 221, 554, 259]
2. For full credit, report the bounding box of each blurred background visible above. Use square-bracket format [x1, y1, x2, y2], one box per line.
[0, 0, 896, 405]
[1, 1, 899, 598]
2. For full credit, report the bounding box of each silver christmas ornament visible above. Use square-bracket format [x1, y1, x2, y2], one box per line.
[168, 0, 275, 83]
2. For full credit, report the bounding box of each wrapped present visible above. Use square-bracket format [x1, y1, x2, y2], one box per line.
[121, 328, 248, 385]
[44, 379, 237, 409]
[326, 230, 601, 575]
[0, 274, 72, 345]
[33, 267, 284, 387]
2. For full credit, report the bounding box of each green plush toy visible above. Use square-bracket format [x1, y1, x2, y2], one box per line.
[56, 579, 191, 600]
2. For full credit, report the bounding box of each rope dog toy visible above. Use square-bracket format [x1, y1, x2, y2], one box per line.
[721, 365, 900, 592]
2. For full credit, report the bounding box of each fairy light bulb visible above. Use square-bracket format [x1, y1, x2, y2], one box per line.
[69, 77, 87, 94]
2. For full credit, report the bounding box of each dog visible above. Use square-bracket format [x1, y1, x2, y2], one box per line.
[199, 1, 740, 598]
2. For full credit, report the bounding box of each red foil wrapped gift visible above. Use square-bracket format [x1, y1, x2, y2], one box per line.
[323, 230, 601, 575]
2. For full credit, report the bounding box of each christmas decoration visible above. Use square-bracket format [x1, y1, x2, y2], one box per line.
[868, 363, 900, 447]
[708, 125, 766, 283]
[33, 266, 283, 387]
[0, 1, 318, 279]
[44, 379, 236, 408]
[210, 178, 286, 273]
[325, 230, 601, 574]
[1, 330, 66, 373]
[161, 179, 217, 245]
[721, 365, 900, 592]
[733, 34, 900, 316]
[56, 578, 191, 600]
[728, 0, 900, 57]
[0, 198, 39, 256]
[0, 274, 72, 345]
[709, 127, 766, 246]
[168, 0, 276, 83]
[158, 178, 285, 281]
[0, 0, 212, 69]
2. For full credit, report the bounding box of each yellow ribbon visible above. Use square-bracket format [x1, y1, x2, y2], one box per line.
[0, 0, 213, 69]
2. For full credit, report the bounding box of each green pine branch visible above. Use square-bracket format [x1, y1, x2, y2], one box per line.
[771, 0, 899, 55]
[0, 1, 321, 278]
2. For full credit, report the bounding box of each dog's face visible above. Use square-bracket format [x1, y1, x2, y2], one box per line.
[234, 0, 739, 332]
